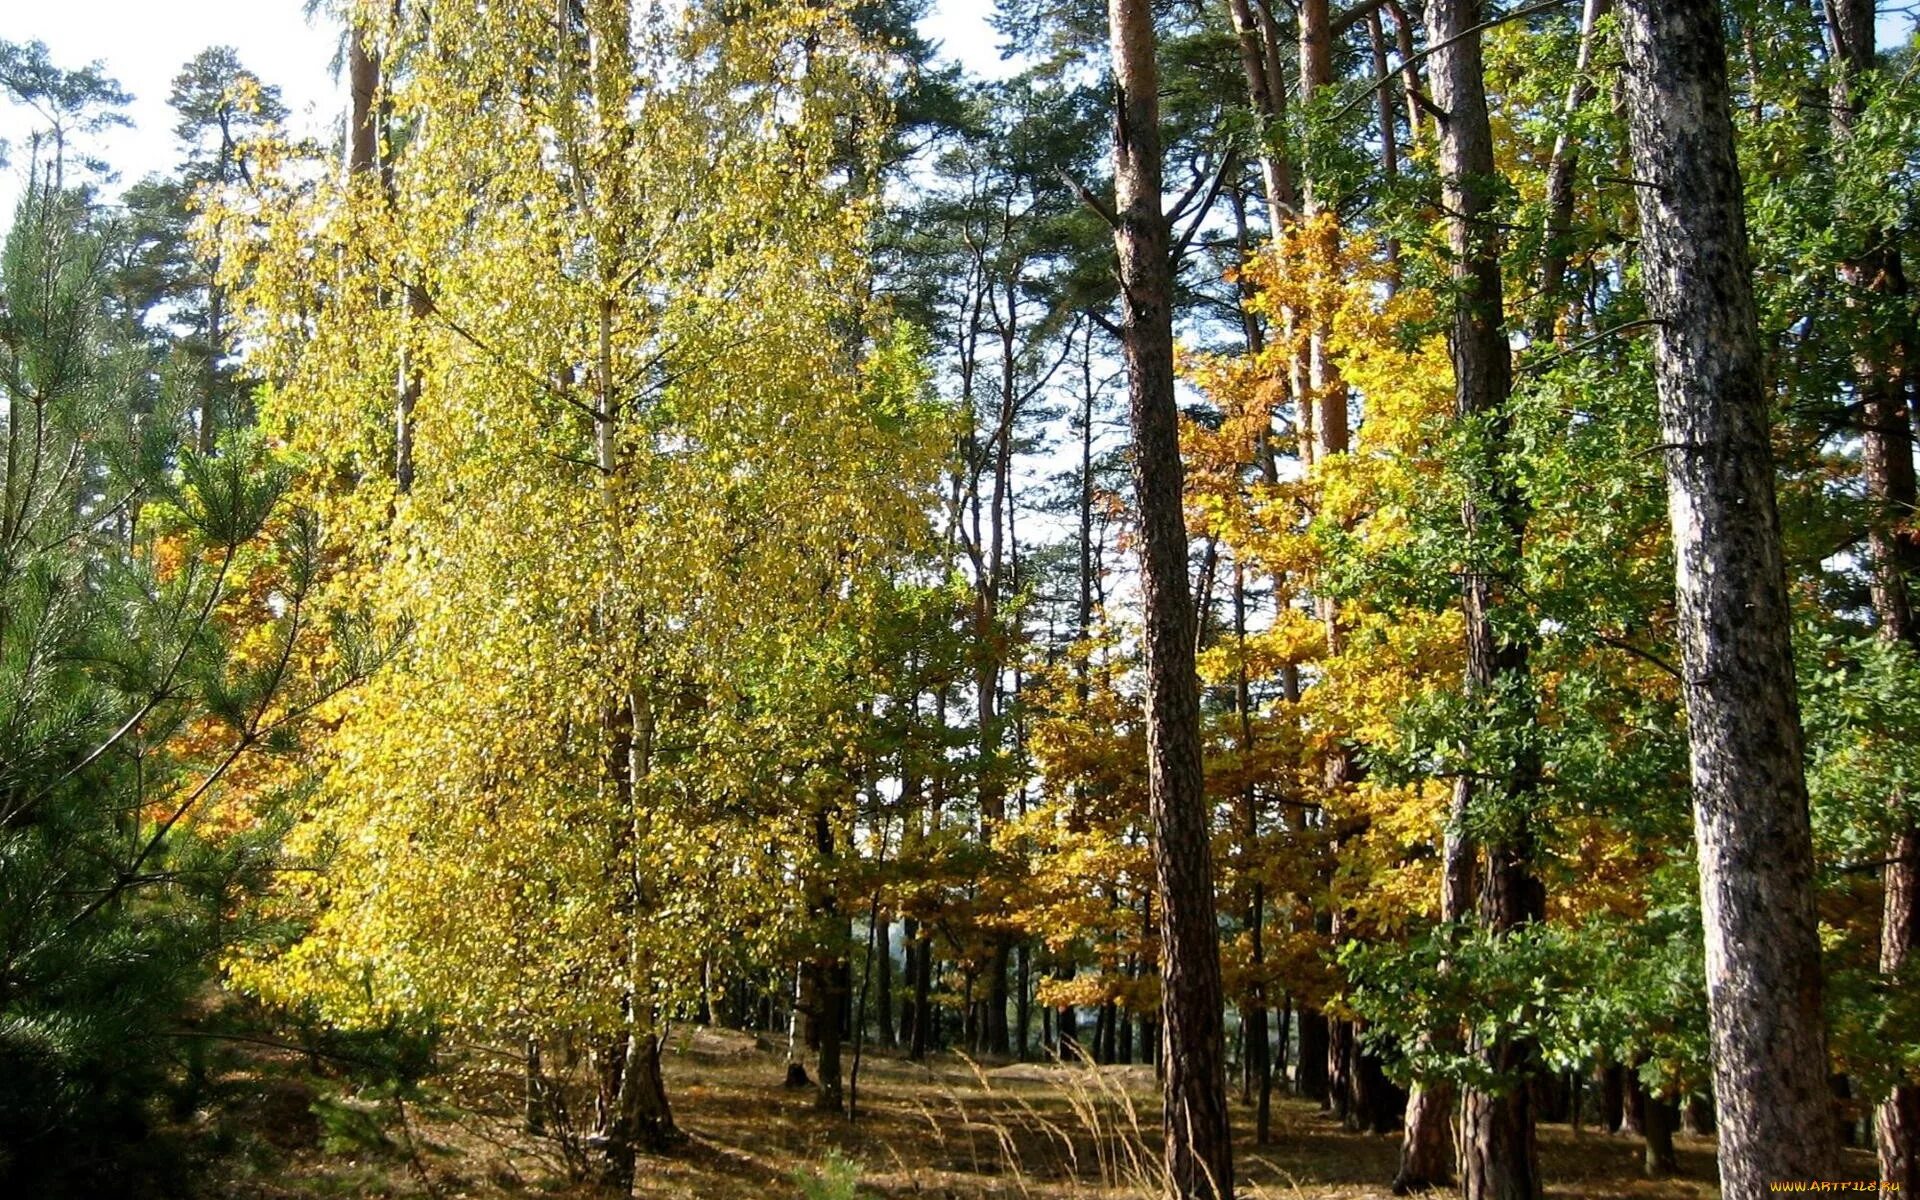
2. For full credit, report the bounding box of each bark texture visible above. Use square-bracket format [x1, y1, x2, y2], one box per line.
[1425, 3, 1542, 1197]
[347, 25, 379, 178]
[1617, 2, 1841, 1193]
[1109, 0, 1233, 1193]
[1883, 826, 1920, 1191]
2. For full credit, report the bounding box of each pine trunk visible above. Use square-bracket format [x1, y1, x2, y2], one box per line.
[1425, 3, 1543, 1197]
[1617, 2, 1842, 1193]
[1109, 0, 1232, 1194]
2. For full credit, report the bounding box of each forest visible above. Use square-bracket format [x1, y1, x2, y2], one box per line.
[1, 0, 1917, 1197]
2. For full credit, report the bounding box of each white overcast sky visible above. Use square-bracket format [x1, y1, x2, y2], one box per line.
[0, 0, 1007, 216]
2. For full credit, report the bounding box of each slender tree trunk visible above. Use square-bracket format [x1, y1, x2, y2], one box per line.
[1297, 1006, 1330, 1104]
[1367, 7, 1403, 280]
[911, 931, 933, 1060]
[1385, 1, 1428, 146]
[877, 913, 895, 1048]
[347, 24, 379, 178]
[1235, 566, 1271, 1117]
[1882, 827, 1920, 1190]
[812, 805, 846, 1113]
[1328, 1012, 1354, 1125]
[1260, 998, 1284, 1143]
[1109, 1, 1232, 1193]
[1825, 5, 1920, 1181]
[201, 281, 223, 454]
[1643, 1090, 1680, 1177]
[1396, 777, 1476, 1192]
[1617, 3, 1842, 1193]
[1226, 0, 1295, 220]
[1531, 0, 1611, 344]
[524, 1038, 547, 1135]
[899, 918, 919, 1055]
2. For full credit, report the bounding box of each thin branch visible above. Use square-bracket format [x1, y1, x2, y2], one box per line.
[1331, 0, 1392, 38]
[1518, 318, 1664, 375]
[1171, 151, 1238, 260]
[1327, 0, 1578, 125]
[1060, 169, 1119, 230]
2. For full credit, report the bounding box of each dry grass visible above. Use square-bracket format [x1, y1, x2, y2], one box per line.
[193, 1028, 1877, 1199]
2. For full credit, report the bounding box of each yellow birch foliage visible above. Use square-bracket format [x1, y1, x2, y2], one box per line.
[220, 0, 948, 1037]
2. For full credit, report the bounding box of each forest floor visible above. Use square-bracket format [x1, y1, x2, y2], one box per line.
[187, 1024, 1877, 1199]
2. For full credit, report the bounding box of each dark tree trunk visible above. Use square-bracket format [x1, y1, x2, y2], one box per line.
[1396, 775, 1477, 1192]
[1685, 1093, 1717, 1138]
[1532, 1073, 1568, 1125]
[1328, 1017, 1354, 1125]
[900, 918, 921, 1056]
[1618, 2, 1843, 1193]
[1831, 1075, 1858, 1149]
[1623, 1064, 1646, 1138]
[1644, 1092, 1680, 1178]
[1354, 1031, 1404, 1134]
[1108, 0, 1233, 1194]
[347, 23, 379, 177]
[1235, 569, 1271, 1117]
[876, 914, 895, 1048]
[1602, 1063, 1625, 1134]
[810, 808, 846, 1113]
[596, 1031, 678, 1190]
[1297, 1007, 1330, 1104]
[1260, 998, 1285, 1144]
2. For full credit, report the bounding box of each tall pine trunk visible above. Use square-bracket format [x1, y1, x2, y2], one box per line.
[1616, 2, 1841, 1193]
[1108, 0, 1232, 1193]
[1424, 2, 1542, 1197]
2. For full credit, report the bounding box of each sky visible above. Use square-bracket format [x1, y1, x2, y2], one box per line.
[0, 1, 1911, 216]
[0, 0, 1005, 217]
